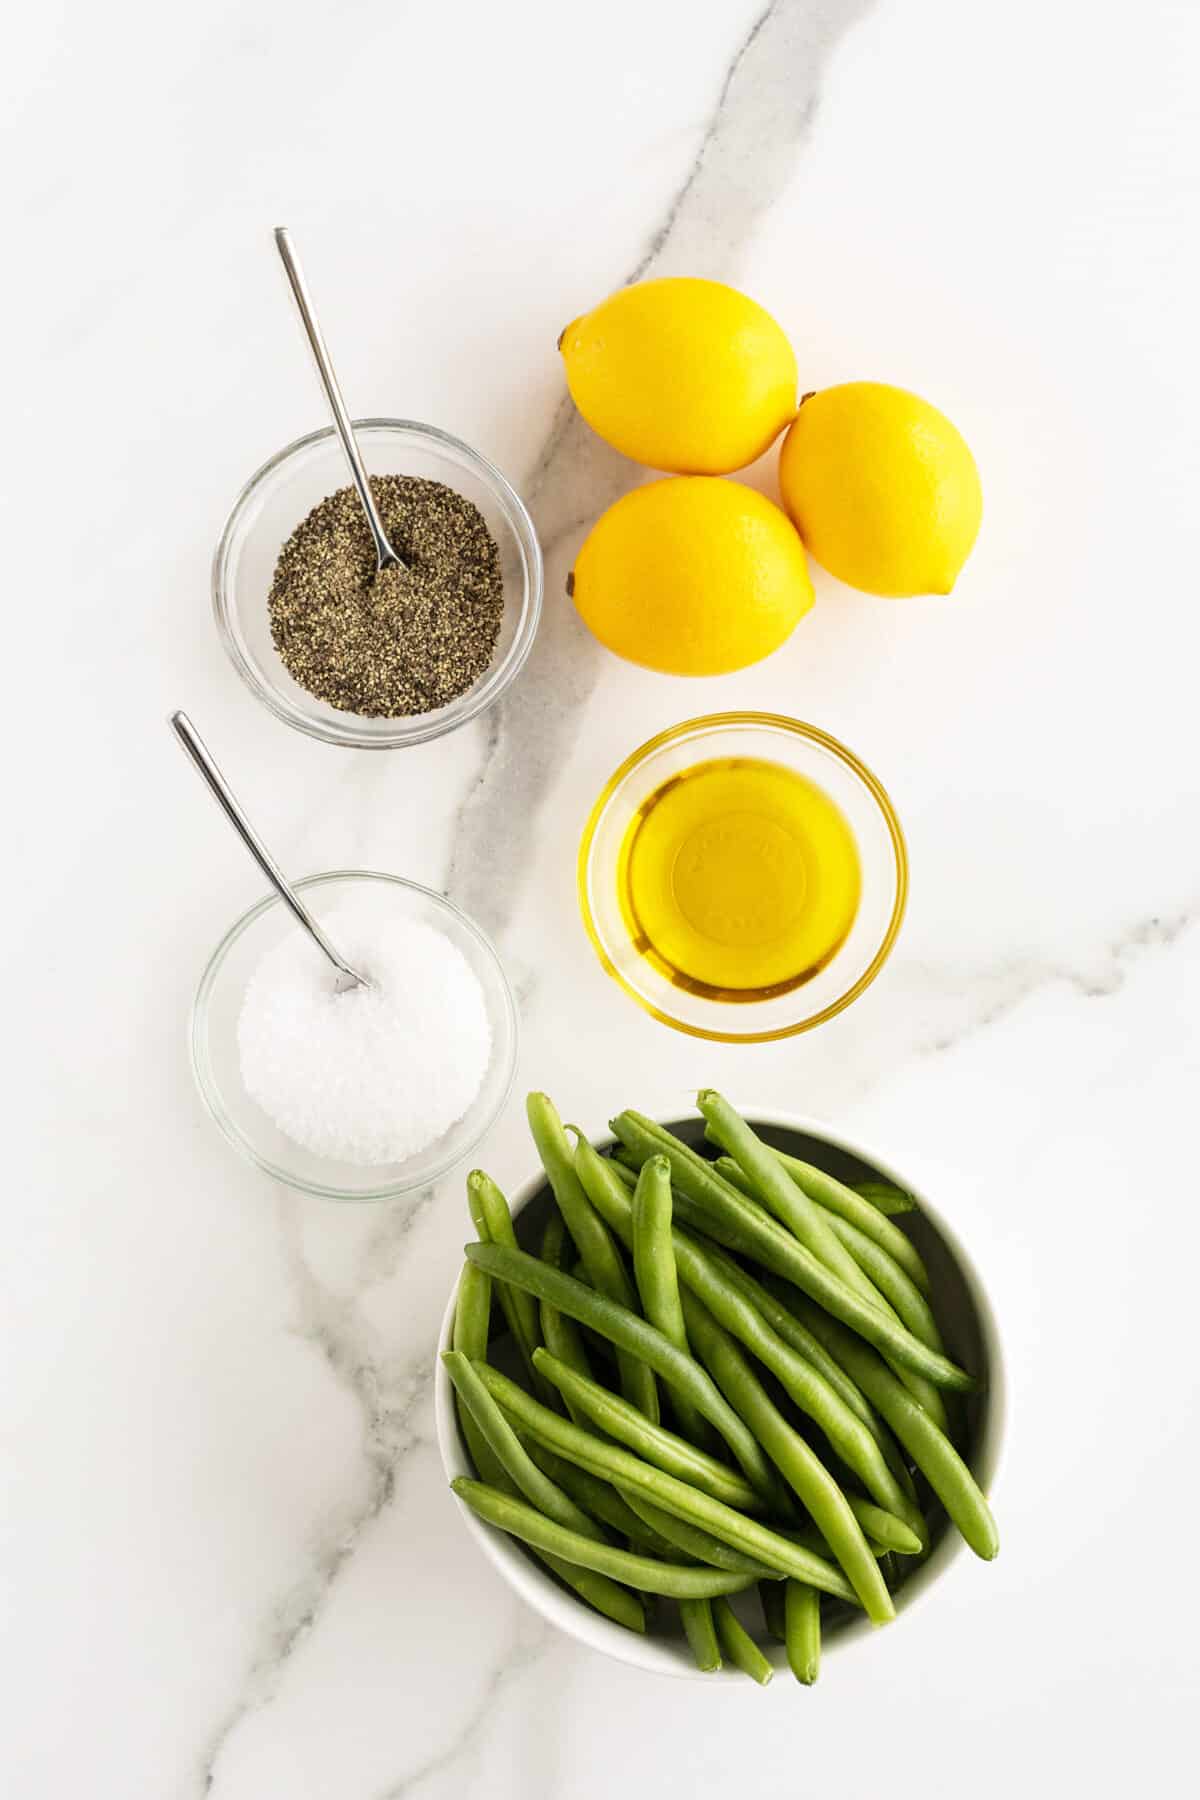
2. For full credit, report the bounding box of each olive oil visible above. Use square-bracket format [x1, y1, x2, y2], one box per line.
[617, 756, 860, 1001]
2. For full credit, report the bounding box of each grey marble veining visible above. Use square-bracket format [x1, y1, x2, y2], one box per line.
[447, 0, 877, 941]
[198, 1191, 440, 1792]
[196, 16, 879, 1787]
[199, 12, 874, 1785]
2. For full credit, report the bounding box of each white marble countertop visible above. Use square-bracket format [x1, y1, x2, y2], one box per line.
[6, 0, 1200, 1792]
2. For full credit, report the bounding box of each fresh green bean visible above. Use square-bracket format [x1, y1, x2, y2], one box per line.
[610, 1111, 974, 1394]
[630, 1156, 710, 1447]
[452, 1263, 512, 1490]
[704, 1130, 928, 1286]
[854, 1179, 916, 1216]
[630, 1157, 683, 1334]
[885, 1368, 949, 1435]
[450, 1286, 643, 1630]
[710, 1151, 949, 1430]
[842, 1495, 924, 1555]
[473, 1363, 859, 1603]
[689, 1237, 886, 1438]
[527, 1094, 659, 1424]
[467, 1171, 550, 1400]
[785, 1582, 821, 1685]
[581, 1139, 871, 1423]
[594, 1136, 926, 1500]
[453, 1260, 493, 1360]
[458, 1422, 644, 1629]
[538, 1213, 593, 1423]
[682, 1242, 921, 1524]
[708, 1154, 762, 1196]
[779, 1150, 930, 1292]
[790, 1525, 888, 1561]
[616, 1488, 778, 1576]
[464, 1241, 785, 1508]
[699, 1095, 950, 1430]
[624, 1154, 887, 1437]
[443, 1351, 606, 1541]
[690, 1239, 918, 1504]
[678, 1288, 894, 1626]
[713, 1155, 940, 1356]
[712, 1597, 774, 1685]
[452, 1480, 760, 1599]
[574, 1134, 919, 1531]
[759, 1580, 787, 1642]
[788, 1510, 921, 1560]
[539, 1208, 575, 1276]
[823, 1212, 945, 1352]
[533, 1348, 762, 1511]
[610, 1114, 778, 1254]
[523, 1442, 671, 1550]
[733, 1265, 917, 1510]
[542, 1560, 645, 1633]
[607, 1156, 638, 1187]
[679, 1598, 722, 1671]
[456, 1396, 508, 1490]
[786, 1296, 1000, 1560]
[699, 1091, 894, 1301]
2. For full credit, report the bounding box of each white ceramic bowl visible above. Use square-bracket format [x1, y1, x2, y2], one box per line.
[434, 1107, 1005, 1680]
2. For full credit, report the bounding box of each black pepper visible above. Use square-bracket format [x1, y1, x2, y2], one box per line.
[268, 475, 504, 718]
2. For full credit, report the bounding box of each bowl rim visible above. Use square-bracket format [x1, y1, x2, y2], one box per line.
[576, 713, 909, 1043]
[211, 417, 544, 750]
[189, 868, 519, 1200]
[434, 1103, 1005, 1681]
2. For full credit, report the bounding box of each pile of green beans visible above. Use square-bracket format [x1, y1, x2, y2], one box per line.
[447, 1091, 998, 1687]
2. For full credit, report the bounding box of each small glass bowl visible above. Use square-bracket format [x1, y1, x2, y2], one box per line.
[578, 713, 908, 1043]
[190, 870, 518, 1199]
[212, 419, 543, 749]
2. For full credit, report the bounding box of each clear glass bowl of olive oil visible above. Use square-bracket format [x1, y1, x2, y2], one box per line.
[578, 714, 907, 1042]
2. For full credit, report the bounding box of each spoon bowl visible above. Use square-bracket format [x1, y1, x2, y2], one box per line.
[190, 870, 519, 1198]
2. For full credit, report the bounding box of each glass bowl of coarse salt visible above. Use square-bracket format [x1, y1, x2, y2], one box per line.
[213, 420, 542, 750]
[190, 870, 519, 1199]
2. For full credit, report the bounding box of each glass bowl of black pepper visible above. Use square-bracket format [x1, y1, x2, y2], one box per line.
[213, 420, 543, 748]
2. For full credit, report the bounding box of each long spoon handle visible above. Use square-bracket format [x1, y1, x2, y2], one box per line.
[169, 711, 368, 992]
[273, 226, 402, 571]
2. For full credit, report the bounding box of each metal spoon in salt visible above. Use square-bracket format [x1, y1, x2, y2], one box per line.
[169, 710, 370, 995]
[273, 225, 405, 576]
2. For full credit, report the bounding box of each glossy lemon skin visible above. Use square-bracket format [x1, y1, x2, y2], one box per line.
[560, 278, 798, 475]
[571, 477, 814, 675]
[779, 382, 983, 597]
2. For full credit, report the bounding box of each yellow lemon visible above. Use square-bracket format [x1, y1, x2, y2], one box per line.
[778, 382, 983, 596]
[559, 278, 798, 474]
[570, 477, 814, 675]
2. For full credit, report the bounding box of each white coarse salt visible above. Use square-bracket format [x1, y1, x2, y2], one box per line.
[237, 900, 492, 1166]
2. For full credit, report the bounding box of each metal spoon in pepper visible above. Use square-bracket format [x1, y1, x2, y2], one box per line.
[273, 225, 405, 577]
